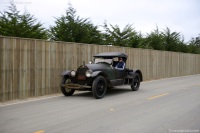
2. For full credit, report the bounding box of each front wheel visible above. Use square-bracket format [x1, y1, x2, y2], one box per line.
[131, 73, 140, 91]
[60, 77, 75, 96]
[92, 76, 107, 99]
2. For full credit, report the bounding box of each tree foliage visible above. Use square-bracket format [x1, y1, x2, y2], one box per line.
[102, 22, 145, 48]
[140, 26, 165, 50]
[161, 27, 182, 52]
[188, 34, 200, 54]
[49, 4, 103, 44]
[102, 23, 137, 47]
[0, 2, 199, 54]
[0, 2, 47, 39]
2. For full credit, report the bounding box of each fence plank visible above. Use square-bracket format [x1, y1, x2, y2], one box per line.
[0, 36, 200, 102]
[0, 38, 5, 101]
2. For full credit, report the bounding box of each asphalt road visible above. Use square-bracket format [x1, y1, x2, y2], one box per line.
[0, 75, 200, 133]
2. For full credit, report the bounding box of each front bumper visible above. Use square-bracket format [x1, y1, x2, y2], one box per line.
[60, 84, 91, 89]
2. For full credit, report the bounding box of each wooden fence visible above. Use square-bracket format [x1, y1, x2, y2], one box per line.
[0, 36, 200, 102]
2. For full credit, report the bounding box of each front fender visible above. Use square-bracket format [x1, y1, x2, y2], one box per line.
[91, 71, 111, 86]
[61, 70, 71, 77]
[91, 71, 102, 77]
[91, 71, 110, 80]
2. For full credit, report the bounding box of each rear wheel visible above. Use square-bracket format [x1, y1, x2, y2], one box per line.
[131, 73, 140, 91]
[92, 76, 107, 99]
[60, 77, 75, 96]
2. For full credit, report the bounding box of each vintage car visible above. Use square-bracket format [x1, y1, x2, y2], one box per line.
[60, 52, 143, 99]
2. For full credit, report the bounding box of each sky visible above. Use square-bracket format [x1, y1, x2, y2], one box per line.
[0, 0, 200, 42]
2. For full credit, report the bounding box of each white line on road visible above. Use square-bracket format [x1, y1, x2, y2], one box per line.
[0, 94, 62, 107]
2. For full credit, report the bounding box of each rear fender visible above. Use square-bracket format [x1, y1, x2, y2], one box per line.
[129, 69, 143, 82]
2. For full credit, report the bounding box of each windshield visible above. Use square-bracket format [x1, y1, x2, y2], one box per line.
[94, 58, 113, 65]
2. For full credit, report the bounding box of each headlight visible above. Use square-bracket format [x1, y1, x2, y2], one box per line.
[85, 70, 93, 77]
[70, 70, 76, 77]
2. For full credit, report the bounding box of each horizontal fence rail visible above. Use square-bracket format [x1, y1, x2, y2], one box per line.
[0, 36, 200, 102]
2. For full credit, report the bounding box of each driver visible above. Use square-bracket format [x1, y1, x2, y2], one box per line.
[115, 57, 125, 70]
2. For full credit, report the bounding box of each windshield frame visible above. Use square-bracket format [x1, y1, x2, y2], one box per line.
[94, 58, 113, 65]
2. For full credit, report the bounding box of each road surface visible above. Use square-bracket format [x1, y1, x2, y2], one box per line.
[0, 75, 200, 133]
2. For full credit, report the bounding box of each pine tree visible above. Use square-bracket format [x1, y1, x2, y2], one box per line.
[103, 23, 137, 47]
[0, 2, 47, 39]
[49, 4, 103, 44]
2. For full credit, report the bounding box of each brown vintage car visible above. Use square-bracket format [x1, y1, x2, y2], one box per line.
[60, 52, 143, 99]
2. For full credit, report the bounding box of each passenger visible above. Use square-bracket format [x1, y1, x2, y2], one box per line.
[115, 57, 125, 70]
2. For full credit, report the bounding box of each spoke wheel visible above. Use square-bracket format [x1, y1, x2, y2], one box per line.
[92, 76, 107, 99]
[60, 77, 75, 96]
[131, 73, 140, 91]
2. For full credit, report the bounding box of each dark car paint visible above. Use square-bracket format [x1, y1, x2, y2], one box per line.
[86, 63, 115, 80]
[61, 52, 142, 90]
[93, 52, 128, 58]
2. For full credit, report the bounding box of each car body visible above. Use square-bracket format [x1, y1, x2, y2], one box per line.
[60, 52, 143, 99]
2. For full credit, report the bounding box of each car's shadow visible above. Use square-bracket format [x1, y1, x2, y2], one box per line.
[72, 86, 132, 99]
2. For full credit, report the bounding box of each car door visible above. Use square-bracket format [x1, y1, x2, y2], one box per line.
[115, 69, 126, 79]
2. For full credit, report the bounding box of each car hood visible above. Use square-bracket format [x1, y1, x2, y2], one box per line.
[85, 63, 110, 71]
